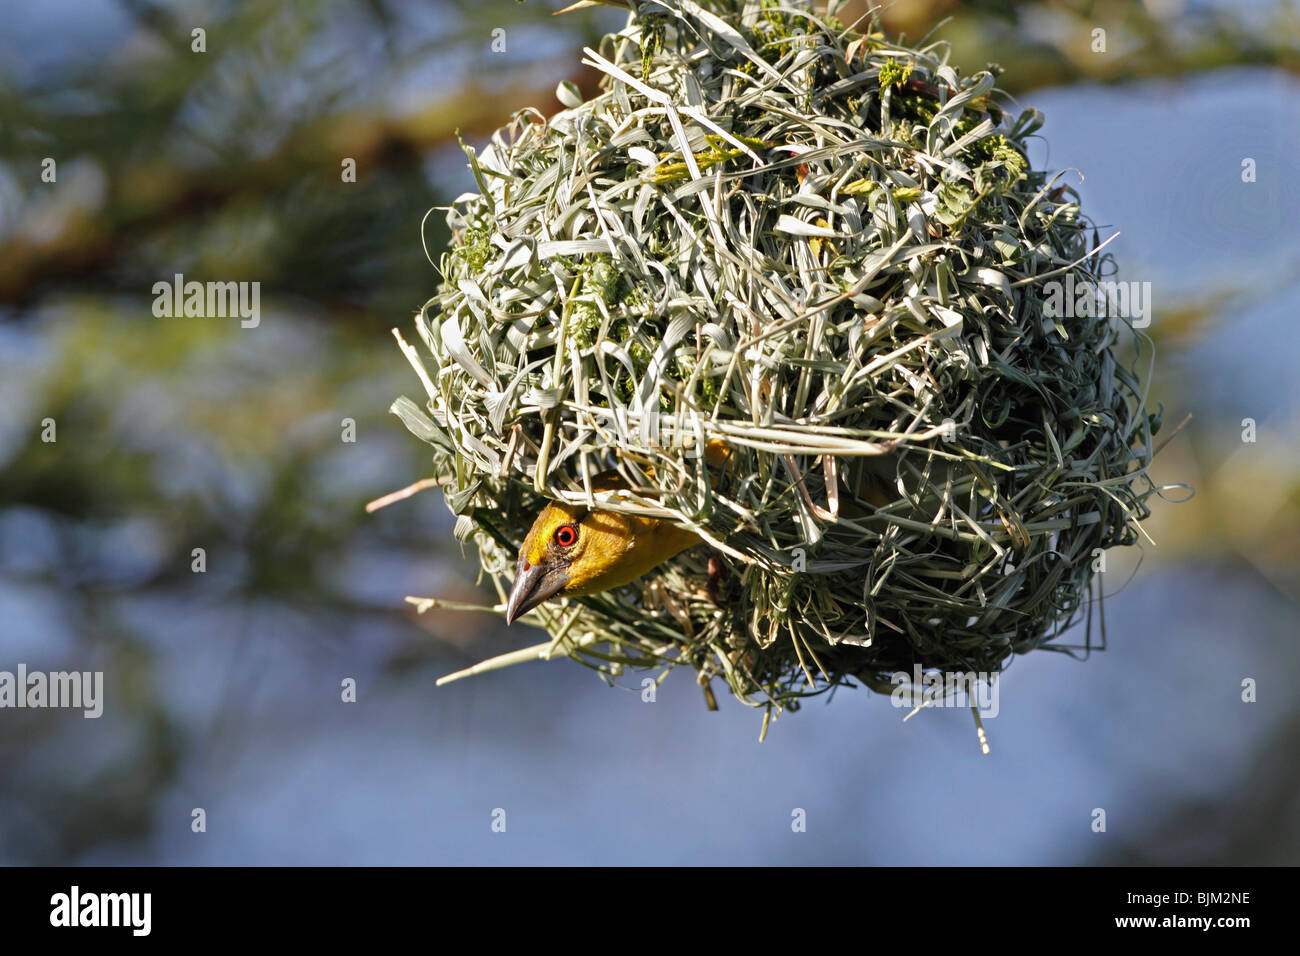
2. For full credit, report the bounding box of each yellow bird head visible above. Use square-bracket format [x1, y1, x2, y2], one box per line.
[504, 441, 730, 624]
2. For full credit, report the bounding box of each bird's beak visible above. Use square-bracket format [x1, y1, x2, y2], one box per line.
[505, 559, 570, 625]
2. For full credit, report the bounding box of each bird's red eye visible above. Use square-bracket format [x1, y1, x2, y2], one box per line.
[553, 524, 577, 548]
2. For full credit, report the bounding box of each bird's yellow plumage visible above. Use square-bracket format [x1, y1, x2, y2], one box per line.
[504, 439, 897, 623]
[505, 441, 729, 623]
[526, 504, 699, 596]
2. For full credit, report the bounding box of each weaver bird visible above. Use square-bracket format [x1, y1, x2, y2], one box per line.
[503, 441, 903, 624]
[505, 442, 730, 624]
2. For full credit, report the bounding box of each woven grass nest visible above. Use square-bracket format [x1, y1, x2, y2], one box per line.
[392, 0, 1163, 729]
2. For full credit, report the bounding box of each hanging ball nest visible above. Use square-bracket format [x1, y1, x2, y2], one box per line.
[392, 0, 1162, 723]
